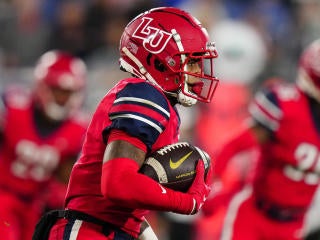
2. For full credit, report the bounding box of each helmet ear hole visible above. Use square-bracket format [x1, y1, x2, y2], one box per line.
[154, 59, 167, 72]
[147, 53, 167, 72]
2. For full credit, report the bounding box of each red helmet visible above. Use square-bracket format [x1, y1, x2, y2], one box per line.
[119, 7, 219, 106]
[297, 39, 320, 101]
[34, 50, 87, 121]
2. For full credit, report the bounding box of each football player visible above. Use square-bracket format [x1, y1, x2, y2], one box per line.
[0, 50, 89, 240]
[215, 39, 320, 240]
[33, 7, 218, 240]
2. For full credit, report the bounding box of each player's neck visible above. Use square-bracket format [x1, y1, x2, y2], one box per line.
[33, 105, 64, 137]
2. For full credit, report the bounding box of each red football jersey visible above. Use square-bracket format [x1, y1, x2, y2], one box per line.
[65, 78, 180, 236]
[0, 87, 88, 200]
[249, 83, 320, 207]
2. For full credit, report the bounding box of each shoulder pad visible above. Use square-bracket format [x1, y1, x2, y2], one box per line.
[3, 85, 32, 109]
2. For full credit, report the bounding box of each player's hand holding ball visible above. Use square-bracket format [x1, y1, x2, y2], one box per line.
[139, 142, 212, 214]
[187, 159, 212, 214]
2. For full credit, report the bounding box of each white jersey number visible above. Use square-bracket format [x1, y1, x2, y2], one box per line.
[11, 140, 60, 181]
[284, 143, 320, 185]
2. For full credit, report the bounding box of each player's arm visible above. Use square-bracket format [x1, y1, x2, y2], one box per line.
[100, 82, 210, 214]
[214, 84, 281, 176]
[42, 155, 78, 210]
[101, 130, 210, 215]
[212, 123, 264, 175]
[201, 121, 269, 216]
[56, 155, 78, 184]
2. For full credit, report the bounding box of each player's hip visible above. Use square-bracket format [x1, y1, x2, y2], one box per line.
[34, 209, 135, 240]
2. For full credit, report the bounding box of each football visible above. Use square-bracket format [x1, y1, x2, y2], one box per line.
[139, 142, 211, 192]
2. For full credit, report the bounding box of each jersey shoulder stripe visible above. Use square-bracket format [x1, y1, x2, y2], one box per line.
[114, 96, 170, 118]
[110, 103, 168, 130]
[110, 82, 170, 131]
[107, 82, 172, 149]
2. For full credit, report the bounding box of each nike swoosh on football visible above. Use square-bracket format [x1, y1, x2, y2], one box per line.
[169, 151, 193, 169]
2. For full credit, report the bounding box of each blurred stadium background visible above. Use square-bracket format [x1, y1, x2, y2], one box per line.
[0, 0, 319, 239]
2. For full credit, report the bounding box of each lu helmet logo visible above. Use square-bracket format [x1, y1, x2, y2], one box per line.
[132, 17, 172, 54]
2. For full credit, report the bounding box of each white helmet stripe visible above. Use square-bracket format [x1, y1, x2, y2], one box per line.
[122, 47, 159, 85]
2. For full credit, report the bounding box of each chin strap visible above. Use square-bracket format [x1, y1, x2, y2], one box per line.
[121, 47, 161, 87]
[177, 90, 197, 107]
[171, 29, 198, 106]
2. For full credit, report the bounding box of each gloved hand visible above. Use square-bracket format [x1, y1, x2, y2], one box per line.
[187, 159, 212, 214]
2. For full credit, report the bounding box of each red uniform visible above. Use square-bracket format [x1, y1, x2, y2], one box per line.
[221, 83, 320, 240]
[0, 87, 88, 240]
[49, 78, 180, 239]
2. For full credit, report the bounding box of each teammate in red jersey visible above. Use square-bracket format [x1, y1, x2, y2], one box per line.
[214, 39, 320, 240]
[0, 50, 89, 240]
[32, 6, 218, 240]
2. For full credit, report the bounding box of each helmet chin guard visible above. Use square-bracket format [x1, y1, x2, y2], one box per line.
[177, 90, 197, 107]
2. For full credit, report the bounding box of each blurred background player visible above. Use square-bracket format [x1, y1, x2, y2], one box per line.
[0, 50, 89, 240]
[211, 39, 320, 240]
[33, 6, 217, 240]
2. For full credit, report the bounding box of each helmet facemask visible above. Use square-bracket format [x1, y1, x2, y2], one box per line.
[173, 49, 219, 106]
